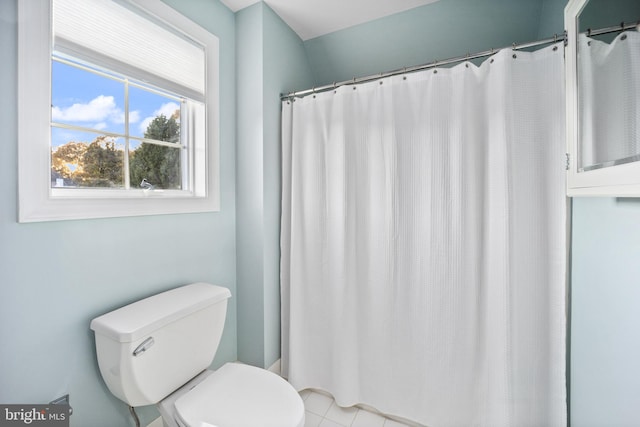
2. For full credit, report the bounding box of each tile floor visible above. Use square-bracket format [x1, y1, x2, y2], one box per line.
[300, 389, 416, 427]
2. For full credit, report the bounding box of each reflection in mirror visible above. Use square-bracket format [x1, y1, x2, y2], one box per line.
[577, 0, 640, 172]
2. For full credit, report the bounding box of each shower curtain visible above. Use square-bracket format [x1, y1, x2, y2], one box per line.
[281, 43, 566, 427]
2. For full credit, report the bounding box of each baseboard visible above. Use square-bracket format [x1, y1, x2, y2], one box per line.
[267, 358, 281, 376]
[147, 417, 164, 427]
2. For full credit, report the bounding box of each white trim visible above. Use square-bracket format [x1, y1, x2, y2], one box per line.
[18, 0, 219, 222]
[267, 359, 282, 376]
[565, 0, 640, 197]
[146, 417, 164, 427]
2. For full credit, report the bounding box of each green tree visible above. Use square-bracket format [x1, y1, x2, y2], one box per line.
[129, 113, 182, 190]
[79, 136, 123, 187]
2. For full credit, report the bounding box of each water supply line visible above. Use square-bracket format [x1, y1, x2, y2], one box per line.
[129, 406, 141, 427]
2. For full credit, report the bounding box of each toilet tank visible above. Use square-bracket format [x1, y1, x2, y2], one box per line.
[90, 283, 231, 407]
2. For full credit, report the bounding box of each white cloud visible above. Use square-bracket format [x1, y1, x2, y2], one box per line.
[138, 102, 180, 134]
[129, 111, 141, 124]
[52, 95, 120, 122]
[156, 102, 180, 119]
[110, 110, 141, 125]
[52, 95, 143, 130]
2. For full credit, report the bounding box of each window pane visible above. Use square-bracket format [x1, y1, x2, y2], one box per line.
[51, 128, 124, 188]
[51, 60, 125, 134]
[129, 141, 182, 190]
[129, 85, 181, 143]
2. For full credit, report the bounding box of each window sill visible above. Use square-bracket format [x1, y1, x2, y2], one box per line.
[19, 192, 218, 223]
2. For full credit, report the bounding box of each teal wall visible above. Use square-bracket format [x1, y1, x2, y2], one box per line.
[303, 0, 549, 87]
[4, 0, 640, 426]
[236, 2, 266, 368]
[235, 2, 313, 369]
[0, 1, 237, 426]
[578, 0, 640, 32]
[538, 0, 567, 39]
[571, 198, 640, 427]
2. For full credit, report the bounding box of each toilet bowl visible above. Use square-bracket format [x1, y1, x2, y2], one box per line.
[90, 283, 304, 427]
[159, 363, 304, 427]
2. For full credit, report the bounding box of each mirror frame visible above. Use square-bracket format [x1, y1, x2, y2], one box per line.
[565, 0, 640, 196]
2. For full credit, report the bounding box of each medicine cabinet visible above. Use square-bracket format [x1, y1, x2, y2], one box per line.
[565, 0, 640, 196]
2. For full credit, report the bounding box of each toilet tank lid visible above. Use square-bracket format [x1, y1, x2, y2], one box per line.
[90, 283, 231, 343]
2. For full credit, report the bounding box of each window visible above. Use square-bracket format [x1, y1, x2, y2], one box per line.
[18, 0, 219, 222]
[51, 58, 188, 191]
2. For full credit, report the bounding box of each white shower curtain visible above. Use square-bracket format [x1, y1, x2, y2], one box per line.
[281, 44, 566, 427]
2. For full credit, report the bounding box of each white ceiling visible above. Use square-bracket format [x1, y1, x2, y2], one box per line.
[221, 0, 441, 41]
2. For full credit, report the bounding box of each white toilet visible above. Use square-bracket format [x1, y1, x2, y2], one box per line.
[90, 283, 305, 427]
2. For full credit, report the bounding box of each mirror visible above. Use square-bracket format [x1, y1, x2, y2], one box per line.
[565, 0, 640, 196]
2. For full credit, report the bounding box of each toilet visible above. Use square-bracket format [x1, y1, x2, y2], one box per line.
[90, 283, 304, 427]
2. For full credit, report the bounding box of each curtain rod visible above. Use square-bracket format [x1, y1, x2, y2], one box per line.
[281, 21, 639, 101]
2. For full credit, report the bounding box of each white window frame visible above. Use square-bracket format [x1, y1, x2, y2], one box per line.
[18, 0, 220, 222]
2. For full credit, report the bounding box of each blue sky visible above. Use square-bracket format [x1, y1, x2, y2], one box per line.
[51, 60, 180, 150]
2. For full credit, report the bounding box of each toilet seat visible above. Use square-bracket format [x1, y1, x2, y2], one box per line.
[174, 363, 305, 427]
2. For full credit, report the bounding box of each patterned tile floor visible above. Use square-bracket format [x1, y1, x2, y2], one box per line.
[300, 389, 419, 427]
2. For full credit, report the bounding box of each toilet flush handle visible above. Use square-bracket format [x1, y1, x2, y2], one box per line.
[133, 337, 155, 357]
